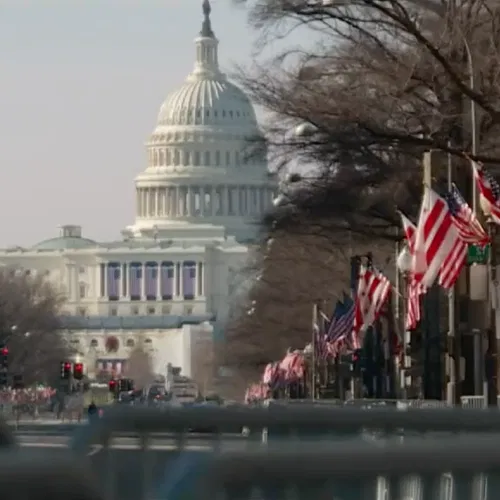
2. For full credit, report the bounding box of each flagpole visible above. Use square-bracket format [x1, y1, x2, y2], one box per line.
[311, 302, 317, 401]
[446, 146, 458, 406]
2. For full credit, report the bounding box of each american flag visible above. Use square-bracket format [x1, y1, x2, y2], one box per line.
[406, 281, 422, 331]
[129, 264, 142, 298]
[327, 294, 355, 344]
[442, 184, 489, 246]
[262, 362, 281, 389]
[161, 263, 174, 298]
[399, 212, 426, 330]
[412, 186, 466, 290]
[472, 161, 500, 225]
[145, 264, 158, 299]
[107, 264, 120, 299]
[352, 266, 391, 350]
[325, 300, 344, 339]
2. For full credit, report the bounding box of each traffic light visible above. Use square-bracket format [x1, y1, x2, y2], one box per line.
[118, 378, 133, 392]
[12, 374, 23, 389]
[108, 379, 117, 393]
[0, 371, 7, 386]
[60, 361, 72, 379]
[0, 346, 8, 369]
[73, 362, 84, 380]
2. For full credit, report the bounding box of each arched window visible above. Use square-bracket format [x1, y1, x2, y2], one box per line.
[90, 339, 98, 348]
[215, 151, 221, 166]
[126, 338, 135, 348]
[204, 151, 210, 166]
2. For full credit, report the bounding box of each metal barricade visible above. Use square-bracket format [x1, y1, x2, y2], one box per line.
[461, 395, 488, 409]
[0, 448, 104, 500]
[69, 405, 500, 500]
[202, 437, 500, 500]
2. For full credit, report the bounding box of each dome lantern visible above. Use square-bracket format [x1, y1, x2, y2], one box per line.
[192, 0, 220, 80]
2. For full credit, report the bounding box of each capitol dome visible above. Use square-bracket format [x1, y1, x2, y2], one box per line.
[157, 79, 258, 129]
[124, 0, 277, 242]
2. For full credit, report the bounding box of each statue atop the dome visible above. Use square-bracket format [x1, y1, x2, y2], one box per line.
[200, 0, 214, 37]
[203, 0, 211, 17]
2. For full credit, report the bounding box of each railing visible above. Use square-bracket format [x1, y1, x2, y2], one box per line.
[2, 405, 500, 499]
[68, 405, 500, 500]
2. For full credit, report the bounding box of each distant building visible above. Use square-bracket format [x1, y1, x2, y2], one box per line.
[0, 1, 276, 379]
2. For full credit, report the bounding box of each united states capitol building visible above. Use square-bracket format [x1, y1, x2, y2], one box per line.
[0, 1, 276, 381]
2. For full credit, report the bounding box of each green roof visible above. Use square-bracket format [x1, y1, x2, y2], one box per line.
[31, 236, 100, 251]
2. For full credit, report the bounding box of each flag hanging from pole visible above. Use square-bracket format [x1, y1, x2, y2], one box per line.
[412, 186, 465, 290]
[471, 161, 500, 225]
[351, 266, 391, 350]
[442, 183, 489, 246]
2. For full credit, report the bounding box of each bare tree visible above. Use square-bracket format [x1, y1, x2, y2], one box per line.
[235, 0, 500, 238]
[125, 346, 154, 389]
[222, 229, 394, 380]
[0, 268, 69, 385]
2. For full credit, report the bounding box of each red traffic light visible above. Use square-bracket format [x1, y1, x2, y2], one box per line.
[64, 362, 71, 369]
[109, 380, 116, 388]
[0, 347, 8, 356]
[74, 363, 83, 372]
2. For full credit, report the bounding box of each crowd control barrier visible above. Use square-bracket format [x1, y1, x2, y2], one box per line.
[0, 404, 500, 500]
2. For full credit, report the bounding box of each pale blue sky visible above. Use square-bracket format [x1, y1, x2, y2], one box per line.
[0, 0, 293, 247]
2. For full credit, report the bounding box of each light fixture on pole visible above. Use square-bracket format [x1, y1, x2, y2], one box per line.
[294, 123, 318, 138]
[396, 245, 412, 274]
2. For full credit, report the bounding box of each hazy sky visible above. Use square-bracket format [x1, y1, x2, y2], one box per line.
[0, 0, 288, 247]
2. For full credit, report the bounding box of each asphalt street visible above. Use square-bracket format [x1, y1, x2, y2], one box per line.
[11, 424, 251, 500]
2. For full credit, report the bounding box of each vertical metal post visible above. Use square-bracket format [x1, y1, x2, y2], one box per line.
[487, 221, 498, 405]
[350, 256, 362, 399]
[311, 303, 317, 401]
[446, 148, 457, 405]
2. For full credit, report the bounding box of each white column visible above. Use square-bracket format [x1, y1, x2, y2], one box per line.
[103, 263, 108, 297]
[176, 187, 180, 216]
[179, 263, 184, 296]
[200, 186, 205, 216]
[186, 187, 192, 216]
[224, 186, 230, 215]
[211, 187, 216, 216]
[145, 189, 150, 216]
[155, 189, 160, 216]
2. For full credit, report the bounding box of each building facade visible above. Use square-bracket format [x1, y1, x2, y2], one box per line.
[0, 1, 276, 381]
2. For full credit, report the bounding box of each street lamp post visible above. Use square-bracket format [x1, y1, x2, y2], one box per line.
[396, 245, 413, 398]
[479, 195, 498, 405]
